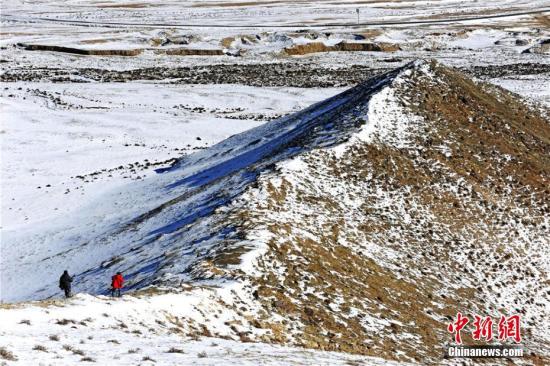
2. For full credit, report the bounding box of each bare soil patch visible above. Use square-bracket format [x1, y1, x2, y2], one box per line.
[284, 41, 400, 55]
[17, 43, 143, 56]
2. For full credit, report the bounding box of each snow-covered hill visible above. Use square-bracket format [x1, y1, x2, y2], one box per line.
[1, 61, 400, 302]
[1, 60, 549, 365]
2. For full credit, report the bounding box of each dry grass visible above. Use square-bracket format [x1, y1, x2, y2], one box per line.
[220, 34, 259, 49]
[284, 41, 399, 55]
[0, 347, 17, 361]
[221, 36, 236, 49]
[133, 286, 176, 298]
[56, 318, 76, 326]
[166, 347, 185, 353]
[532, 15, 550, 28]
[223, 61, 550, 363]
[0, 297, 71, 310]
[62, 344, 86, 356]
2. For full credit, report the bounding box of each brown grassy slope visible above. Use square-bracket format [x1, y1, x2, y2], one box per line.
[222, 62, 550, 364]
[284, 41, 400, 55]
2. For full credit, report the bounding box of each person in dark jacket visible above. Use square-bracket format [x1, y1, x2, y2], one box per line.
[59, 270, 73, 298]
[111, 272, 124, 297]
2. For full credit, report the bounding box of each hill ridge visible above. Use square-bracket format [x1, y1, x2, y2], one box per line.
[1, 59, 549, 365]
[2, 59, 416, 302]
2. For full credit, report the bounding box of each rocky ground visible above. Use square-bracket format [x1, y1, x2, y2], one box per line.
[2, 59, 550, 88]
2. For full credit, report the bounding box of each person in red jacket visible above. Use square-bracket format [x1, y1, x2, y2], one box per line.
[111, 272, 124, 297]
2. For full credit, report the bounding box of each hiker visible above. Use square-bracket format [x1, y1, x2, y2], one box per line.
[59, 270, 73, 298]
[111, 272, 124, 297]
